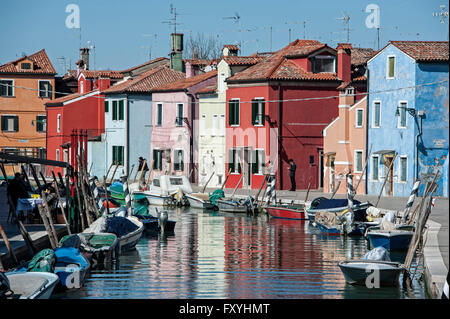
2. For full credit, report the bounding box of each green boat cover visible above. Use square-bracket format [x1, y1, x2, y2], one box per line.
[209, 189, 225, 205]
[133, 193, 147, 201]
[27, 249, 56, 273]
[60, 233, 117, 251]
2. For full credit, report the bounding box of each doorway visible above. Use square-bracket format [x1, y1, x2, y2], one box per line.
[243, 147, 252, 188]
[383, 155, 394, 196]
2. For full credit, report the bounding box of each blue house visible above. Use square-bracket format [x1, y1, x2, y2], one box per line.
[367, 41, 449, 197]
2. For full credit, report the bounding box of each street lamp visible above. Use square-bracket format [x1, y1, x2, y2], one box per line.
[395, 105, 416, 117]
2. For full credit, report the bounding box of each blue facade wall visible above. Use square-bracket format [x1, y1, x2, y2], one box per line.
[128, 94, 152, 176]
[367, 45, 416, 197]
[368, 44, 449, 197]
[415, 62, 449, 197]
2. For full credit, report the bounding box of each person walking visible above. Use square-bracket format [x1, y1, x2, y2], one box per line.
[287, 159, 296, 191]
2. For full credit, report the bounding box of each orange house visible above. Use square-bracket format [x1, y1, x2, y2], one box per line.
[0, 49, 56, 176]
[323, 90, 367, 195]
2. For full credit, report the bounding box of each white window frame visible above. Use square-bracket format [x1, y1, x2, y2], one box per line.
[229, 98, 240, 127]
[156, 103, 163, 126]
[397, 100, 408, 129]
[399, 156, 408, 183]
[354, 150, 364, 173]
[200, 114, 206, 136]
[56, 149, 60, 161]
[38, 80, 52, 98]
[0, 79, 14, 97]
[254, 148, 265, 175]
[372, 101, 381, 128]
[173, 148, 184, 171]
[371, 155, 380, 181]
[231, 147, 241, 174]
[212, 114, 218, 136]
[36, 114, 47, 132]
[220, 114, 225, 136]
[1, 114, 18, 132]
[253, 97, 265, 127]
[314, 55, 336, 73]
[57, 114, 61, 133]
[386, 55, 396, 80]
[79, 80, 84, 94]
[355, 108, 364, 128]
[176, 103, 184, 126]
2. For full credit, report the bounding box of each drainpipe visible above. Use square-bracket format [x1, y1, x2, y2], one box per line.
[278, 83, 283, 190]
[126, 96, 130, 176]
[415, 113, 423, 182]
[187, 92, 195, 183]
[365, 69, 370, 195]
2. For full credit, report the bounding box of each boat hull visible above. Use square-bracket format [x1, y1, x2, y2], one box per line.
[266, 206, 306, 220]
[216, 199, 248, 213]
[338, 260, 404, 286]
[135, 191, 172, 206]
[367, 230, 414, 251]
[6, 272, 60, 299]
[185, 194, 216, 210]
[141, 219, 176, 234]
[118, 217, 144, 252]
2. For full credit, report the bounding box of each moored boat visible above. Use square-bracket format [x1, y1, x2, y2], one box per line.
[2, 272, 59, 299]
[185, 193, 217, 210]
[53, 247, 90, 290]
[366, 229, 414, 251]
[265, 204, 306, 220]
[216, 198, 248, 213]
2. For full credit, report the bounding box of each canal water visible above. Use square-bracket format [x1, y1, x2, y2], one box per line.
[56, 207, 425, 299]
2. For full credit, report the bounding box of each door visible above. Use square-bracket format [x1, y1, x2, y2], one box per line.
[329, 155, 336, 193]
[243, 147, 251, 188]
[319, 149, 324, 189]
[383, 155, 394, 196]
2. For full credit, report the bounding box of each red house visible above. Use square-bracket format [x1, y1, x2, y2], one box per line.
[225, 40, 369, 190]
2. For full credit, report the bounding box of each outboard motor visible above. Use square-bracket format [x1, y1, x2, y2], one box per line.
[362, 247, 391, 262]
[157, 209, 168, 234]
[0, 272, 11, 299]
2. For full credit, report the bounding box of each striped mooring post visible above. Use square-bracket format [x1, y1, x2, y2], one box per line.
[344, 171, 355, 234]
[442, 271, 449, 299]
[402, 180, 421, 223]
[264, 176, 277, 206]
[90, 177, 106, 216]
[121, 175, 132, 217]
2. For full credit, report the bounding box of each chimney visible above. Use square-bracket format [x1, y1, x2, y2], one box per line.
[80, 47, 90, 70]
[185, 61, 198, 78]
[222, 45, 239, 57]
[170, 33, 184, 72]
[337, 43, 351, 84]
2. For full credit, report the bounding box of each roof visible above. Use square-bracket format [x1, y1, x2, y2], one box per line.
[197, 84, 218, 95]
[350, 48, 377, 66]
[79, 70, 124, 79]
[390, 41, 449, 61]
[121, 57, 169, 73]
[45, 89, 100, 107]
[102, 65, 186, 94]
[151, 70, 217, 93]
[0, 49, 56, 75]
[228, 39, 339, 83]
[222, 56, 265, 66]
[223, 44, 240, 51]
[183, 58, 218, 66]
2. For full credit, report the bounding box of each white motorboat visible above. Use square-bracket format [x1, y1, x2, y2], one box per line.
[135, 175, 192, 206]
[185, 193, 216, 210]
[3, 272, 59, 299]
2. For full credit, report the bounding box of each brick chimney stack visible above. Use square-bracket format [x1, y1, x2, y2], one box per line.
[80, 47, 90, 70]
[337, 43, 352, 84]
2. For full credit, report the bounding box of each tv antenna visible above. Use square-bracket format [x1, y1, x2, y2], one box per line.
[432, 4, 449, 39]
[163, 4, 182, 34]
[223, 12, 242, 49]
[57, 56, 67, 75]
[336, 12, 351, 42]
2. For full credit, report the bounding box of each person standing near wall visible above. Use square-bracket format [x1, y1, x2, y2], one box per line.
[287, 159, 296, 191]
[138, 157, 149, 180]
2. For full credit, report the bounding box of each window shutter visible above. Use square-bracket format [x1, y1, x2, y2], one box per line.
[112, 146, 116, 164]
[252, 150, 258, 174]
[252, 100, 257, 125]
[261, 101, 265, 125]
[112, 101, 118, 120]
[237, 149, 242, 174]
[13, 116, 18, 132]
[1, 116, 6, 131]
[153, 150, 157, 169]
[105, 101, 109, 113]
[48, 82, 52, 98]
[39, 81, 44, 97]
[228, 149, 235, 172]
[119, 100, 124, 120]
[228, 101, 233, 125]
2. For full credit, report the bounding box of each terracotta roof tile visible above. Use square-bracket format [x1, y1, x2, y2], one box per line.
[222, 56, 264, 66]
[0, 49, 56, 75]
[197, 84, 217, 94]
[390, 41, 449, 61]
[151, 70, 217, 92]
[45, 89, 99, 106]
[183, 58, 218, 66]
[223, 44, 240, 51]
[80, 70, 124, 79]
[351, 48, 377, 65]
[102, 65, 186, 94]
[121, 57, 169, 73]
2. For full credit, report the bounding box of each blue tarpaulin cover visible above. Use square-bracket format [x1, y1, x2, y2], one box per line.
[105, 216, 139, 237]
[314, 198, 361, 210]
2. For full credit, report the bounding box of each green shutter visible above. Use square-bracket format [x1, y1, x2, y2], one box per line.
[119, 100, 124, 120]
[388, 57, 395, 78]
[235, 102, 239, 125]
[105, 101, 109, 113]
[228, 149, 235, 172]
[236, 148, 242, 173]
[13, 116, 18, 132]
[252, 150, 258, 174]
[112, 101, 118, 120]
[153, 150, 157, 169]
[112, 146, 116, 164]
[228, 101, 233, 125]
[251, 100, 257, 125]
[1, 116, 6, 131]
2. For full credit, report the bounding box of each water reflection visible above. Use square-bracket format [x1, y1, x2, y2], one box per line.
[55, 208, 425, 299]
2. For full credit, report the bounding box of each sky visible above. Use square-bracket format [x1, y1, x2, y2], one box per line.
[0, 0, 448, 75]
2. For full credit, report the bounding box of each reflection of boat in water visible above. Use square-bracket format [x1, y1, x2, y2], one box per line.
[338, 248, 405, 286]
[134, 175, 192, 206]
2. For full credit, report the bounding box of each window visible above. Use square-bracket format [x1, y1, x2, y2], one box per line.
[371, 155, 379, 180]
[398, 102, 407, 128]
[1, 115, 18, 132]
[220, 114, 225, 136]
[105, 100, 109, 113]
[313, 56, 335, 73]
[112, 101, 118, 120]
[56, 149, 60, 161]
[153, 149, 163, 170]
[399, 156, 407, 182]
[36, 115, 46, 132]
[212, 114, 218, 136]
[356, 109, 364, 128]
[355, 150, 363, 173]
[118, 100, 124, 120]
[345, 87, 355, 95]
[228, 99, 239, 126]
[373, 101, 381, 128]
[174, 149, 184, 171]
[156, 104, 163, 126]
[170, 177, 183, 185]
[80, 80, 84, 94]
[309, 155, 315, 164]
[21, 62, 31, 70]
[200, 114, 206, 136]
[252, 149, 265, 175]
[38, 80, 52, 98]
[387, 56, 395, 79]
[0, 80, 14, 96]
[252, 99, 265, 126]
[176, 104, 183, 126]
[228, 148, 242, 173]
[57, 114, 61, 133]
[112, 145, 124, 165]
